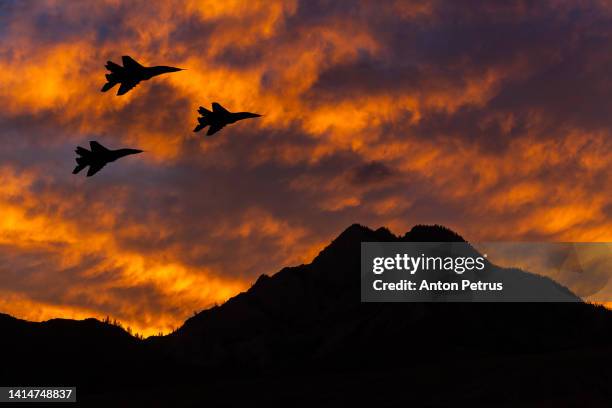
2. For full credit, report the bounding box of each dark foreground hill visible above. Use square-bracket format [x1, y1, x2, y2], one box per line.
[1, 224, 611, 407]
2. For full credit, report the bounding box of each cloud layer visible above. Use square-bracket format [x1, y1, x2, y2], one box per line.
[0, 0, 610, 334]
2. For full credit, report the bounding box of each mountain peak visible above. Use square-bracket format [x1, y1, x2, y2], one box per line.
[337, 223, 375, 239]
[403, 224, 466, 242]
[311, 223, 396, 266]
[162, 222, 610, 374]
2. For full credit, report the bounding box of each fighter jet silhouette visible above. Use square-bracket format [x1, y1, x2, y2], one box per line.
[101, 55, 183, 96]
[193, 102, 261, 136]
[73, 141, 143, 177]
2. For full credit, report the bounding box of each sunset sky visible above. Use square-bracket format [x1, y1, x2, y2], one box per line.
[1, 0, 611, 335]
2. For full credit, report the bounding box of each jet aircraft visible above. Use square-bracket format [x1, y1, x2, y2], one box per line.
[73, 141, 143, 177]
[101, 55, 183, 96]
[194, 102, 261, 136]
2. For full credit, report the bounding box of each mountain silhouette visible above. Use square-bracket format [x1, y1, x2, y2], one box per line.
[158, 225, 603, 368]
[1, 224, 611, 406]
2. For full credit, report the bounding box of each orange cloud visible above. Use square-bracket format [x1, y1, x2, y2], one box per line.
[0, 0, 611, 335]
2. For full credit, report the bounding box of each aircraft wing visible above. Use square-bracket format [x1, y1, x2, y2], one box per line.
[86, 162, 107, 177]
[207, 123, 226, 136]
[122, 55, 143, 69]
[117, 80, 139, 96]
[89, 141, 108, 153]
[212, 102, 229, 113]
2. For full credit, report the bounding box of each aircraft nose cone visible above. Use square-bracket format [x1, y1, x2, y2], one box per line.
[127, 149, 144, 155]
[158, 66, 184, 73]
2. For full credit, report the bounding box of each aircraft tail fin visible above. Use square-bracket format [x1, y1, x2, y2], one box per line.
[75, 146, 90, 156]
[102, 62, 121, 91]
[105, 60, 122, 72]
[73, 163, 87, 174]
[198, 106, 211, 115]
[193, 115, 209, 132]
[100, 74, 119, 92]
[73, 156, 88, 174]
[194, 122, 207, 132]
[100, 81, 119, 92]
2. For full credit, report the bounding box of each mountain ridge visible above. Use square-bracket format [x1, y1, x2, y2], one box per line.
[1, 223, 611, 406]
[151, 223, 607, 371]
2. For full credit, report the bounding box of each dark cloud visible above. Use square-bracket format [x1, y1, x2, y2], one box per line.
[348, 161, 395, 185]
[0, 0, 610, 333]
